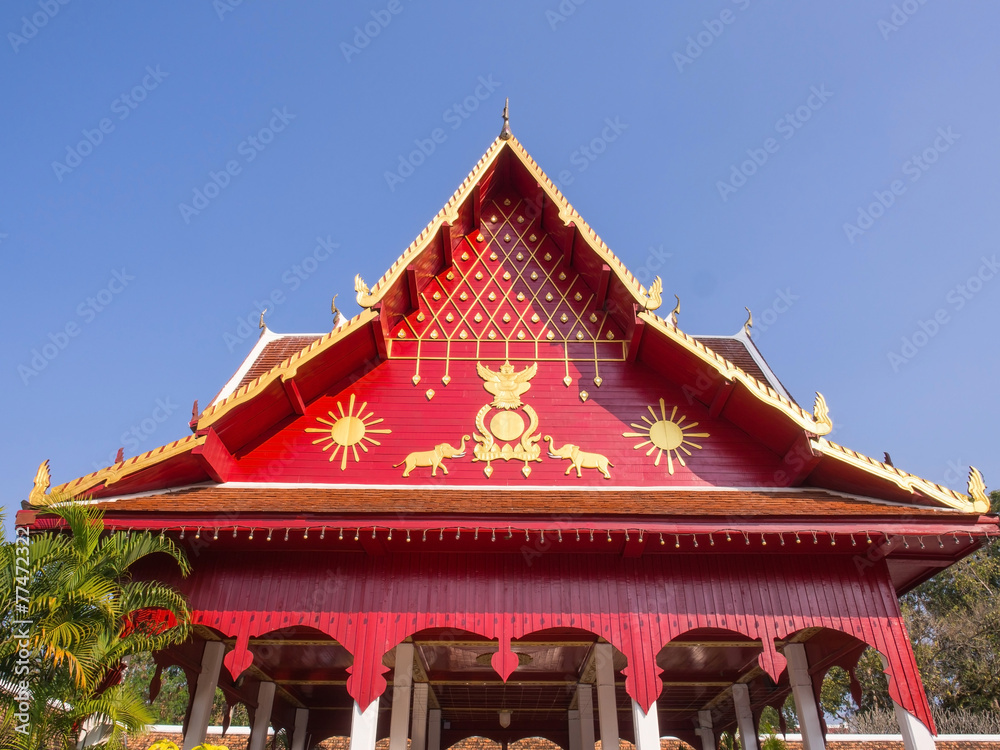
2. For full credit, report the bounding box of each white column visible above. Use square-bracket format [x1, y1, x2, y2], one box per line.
[389, 643, 415, 750]
[893, 703, 936, 750]
[785, 644, 825, 750]
[351, 698, 381, 750]
[877, 655, 935, 750]
[578, 683, 596, 750]
[411, 683, 429, 750]
[427, 708, 442, 750]
[291, 707, 310, 750]
[248, 681, 276, 750]
[594, 643, 619, 750]
[696, 710, 714, 750]
[631, 699, 660, 750]
[183, 640, 226, 750]
[568, 709, 582, 750]
[732, 684, 759, 750]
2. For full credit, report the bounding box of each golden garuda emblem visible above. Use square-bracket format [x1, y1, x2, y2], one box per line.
[476, 361, 537, 410]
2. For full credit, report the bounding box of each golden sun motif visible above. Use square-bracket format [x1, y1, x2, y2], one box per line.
[623, 398, 709, 475]
[304, 394, 391, 470]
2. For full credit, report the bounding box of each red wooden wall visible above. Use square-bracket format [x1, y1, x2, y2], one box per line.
[147, 550, 933, 731]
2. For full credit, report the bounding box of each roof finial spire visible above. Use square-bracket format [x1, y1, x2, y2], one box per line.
[499, 97, 512, 140]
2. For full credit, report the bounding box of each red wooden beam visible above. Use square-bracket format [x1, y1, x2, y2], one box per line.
[708, 380, 735, 418]
[440, 222, 453, 267]
[776, 435, 823, 487]
[472, 184, 481, 230]
[626, 311, 645, 363]
[372, 312, 388, 360]
[567, 225, 579, 266]
[407, 267, 419, 312]
[281, 378, 307, 416]
[595, 264, 611, 310]
[192, 428, 239, 483]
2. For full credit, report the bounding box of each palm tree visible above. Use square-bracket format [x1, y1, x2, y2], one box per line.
[0, 501, 192, 749]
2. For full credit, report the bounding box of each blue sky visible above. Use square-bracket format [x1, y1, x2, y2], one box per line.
[2, 1, 998, 530]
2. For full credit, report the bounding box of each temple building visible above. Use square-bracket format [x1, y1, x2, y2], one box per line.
[19, 111, 998, 750]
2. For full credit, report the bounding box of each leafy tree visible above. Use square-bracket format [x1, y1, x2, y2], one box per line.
[902, 490, 1000, 711]
[821, 490, 1000, 721]
[0, 502, 191, 749]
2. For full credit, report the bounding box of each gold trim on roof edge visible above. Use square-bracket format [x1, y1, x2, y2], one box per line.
[639, 311, 832, 435]
[640, 310, 984, 513]
[38, 311, 381, 502]
[196, 309, 379, 429]
[40, 434, 207, 504]
[354, 136, 662, 312]
[813, 439, 986, 514]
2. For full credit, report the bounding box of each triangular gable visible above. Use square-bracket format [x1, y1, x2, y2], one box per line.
[28, 134, 989, 515]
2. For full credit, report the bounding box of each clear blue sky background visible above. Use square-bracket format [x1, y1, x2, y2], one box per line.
[2, 1, 998, 532]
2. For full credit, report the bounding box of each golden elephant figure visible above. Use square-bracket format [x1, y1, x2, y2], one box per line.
[394, 436, 470, 477]
[544, 436, 613, 479]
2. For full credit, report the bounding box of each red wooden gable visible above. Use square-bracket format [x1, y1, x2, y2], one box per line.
[30, 135, 989, 518]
